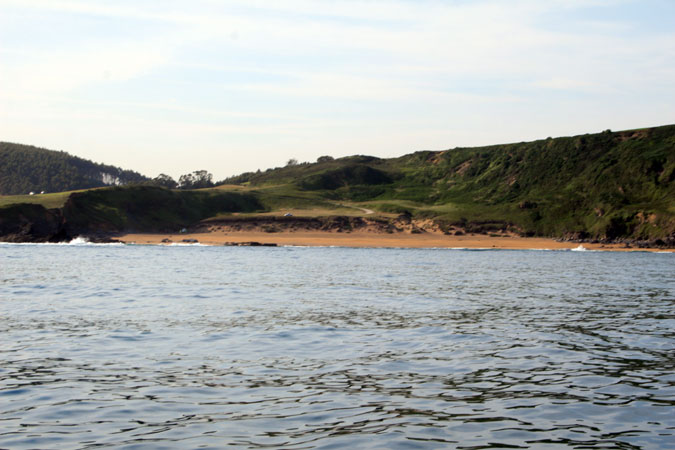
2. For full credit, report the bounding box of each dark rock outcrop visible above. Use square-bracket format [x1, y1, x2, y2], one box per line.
[0, 203, 69, 242]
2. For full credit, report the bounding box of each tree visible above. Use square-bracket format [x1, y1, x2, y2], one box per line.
[178, 170, 214, 189]
[0, 142, 148, 195]
[317, 155, 334, 163]
[152, 173, 178, 189]
[286, 158, 299, 166]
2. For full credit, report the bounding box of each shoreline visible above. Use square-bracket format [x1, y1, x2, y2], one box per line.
[114, 230, 669, 252]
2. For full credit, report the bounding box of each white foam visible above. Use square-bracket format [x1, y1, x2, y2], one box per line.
[67, 236, 90, 245]
[0, 237, 124, 246]
[64, 237, 124, 246]
[571, 244, 587, 252]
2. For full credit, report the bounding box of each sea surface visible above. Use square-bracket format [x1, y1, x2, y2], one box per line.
[1, 242, 674, 449]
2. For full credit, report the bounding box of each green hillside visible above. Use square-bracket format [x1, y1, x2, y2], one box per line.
[0, 142, 148, 195]
[1, 125, 674, 242]
[221, 125, 675, 240]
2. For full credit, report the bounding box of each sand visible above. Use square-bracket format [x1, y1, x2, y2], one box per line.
[115, 229, 664, 251]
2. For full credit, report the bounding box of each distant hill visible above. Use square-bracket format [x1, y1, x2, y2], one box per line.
[221, 125, 675, 240]
[0, 142, 148, 195]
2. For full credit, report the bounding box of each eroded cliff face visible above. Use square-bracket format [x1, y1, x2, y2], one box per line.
[0, 203, 68, 242]
[195, 215, 523, 238]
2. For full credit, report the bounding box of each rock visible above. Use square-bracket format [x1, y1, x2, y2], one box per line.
[518, 200, 537, 209]
[182, 238, 198, 243]
[224, 241, 277, 247]
[87, 235, 120, 244]
[0, 203, 68, 242]
[396, 213, 412, 224]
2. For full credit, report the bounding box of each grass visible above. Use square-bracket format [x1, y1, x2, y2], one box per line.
[210, 207, 366, 219]
[0, 190, 83, 209]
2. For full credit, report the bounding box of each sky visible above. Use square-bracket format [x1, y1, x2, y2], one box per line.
[1, 0, 674, 181]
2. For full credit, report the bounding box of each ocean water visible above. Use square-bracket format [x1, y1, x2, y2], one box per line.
[1, 243, 674, 449]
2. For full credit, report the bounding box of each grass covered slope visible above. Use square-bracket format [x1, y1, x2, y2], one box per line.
[388, 126, 675, 239]
[0, 142, 148, 195]
[221, 125, 675, 240]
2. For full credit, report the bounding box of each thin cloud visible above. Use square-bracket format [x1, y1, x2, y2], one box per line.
[1, 0, 673, 179]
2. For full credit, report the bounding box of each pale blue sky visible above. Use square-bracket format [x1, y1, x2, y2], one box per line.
[1, 0, 673, 180]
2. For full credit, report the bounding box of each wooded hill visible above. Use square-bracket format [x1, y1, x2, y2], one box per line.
[0, 142, 148, 195]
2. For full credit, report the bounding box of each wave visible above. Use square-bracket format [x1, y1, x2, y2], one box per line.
[279, 245, 565, 252]
[68, 236, 92, 245]
[0, 237, 124, 246]
[2, 240, 670, 253]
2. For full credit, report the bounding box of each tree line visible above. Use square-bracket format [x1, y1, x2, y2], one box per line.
[1, 139, 339, 196]
[0, 142, 147, 195]
[0, 142, 220, 195]
[149, 170, 214, 189]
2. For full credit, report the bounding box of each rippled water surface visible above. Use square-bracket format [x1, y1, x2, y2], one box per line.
[1, 244, 674, 449]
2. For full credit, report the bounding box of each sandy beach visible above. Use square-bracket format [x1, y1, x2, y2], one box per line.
[115, 229, 665, 251]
